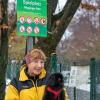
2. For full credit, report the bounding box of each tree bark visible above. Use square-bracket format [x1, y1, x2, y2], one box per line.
[47, 0, 58, 31]
[0, 0, 8, 99]
[34, 0, 81, 69]
[36, 0, 81, 56]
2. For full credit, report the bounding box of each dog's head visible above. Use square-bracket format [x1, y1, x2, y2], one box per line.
[47, 73, 64, 89]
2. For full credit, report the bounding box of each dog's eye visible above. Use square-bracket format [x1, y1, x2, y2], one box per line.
[58, 78, 61, 82]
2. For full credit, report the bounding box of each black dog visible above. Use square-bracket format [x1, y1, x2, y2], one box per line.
[43, 73, 65, 100]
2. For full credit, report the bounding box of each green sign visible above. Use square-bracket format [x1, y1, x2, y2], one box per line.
[17, 0, 47, 37]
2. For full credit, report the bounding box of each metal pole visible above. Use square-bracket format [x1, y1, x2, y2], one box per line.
[74, 87, 76, 100]
[90, 58, 96, 100]
[23, 36, 35, 65]
[51, 53, 57, 73]
[26, 36, 35, 53]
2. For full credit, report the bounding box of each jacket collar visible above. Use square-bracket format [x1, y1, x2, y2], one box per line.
[19, 64, 46, 81]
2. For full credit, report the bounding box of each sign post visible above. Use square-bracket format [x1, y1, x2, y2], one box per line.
[17, 0, 47, 52]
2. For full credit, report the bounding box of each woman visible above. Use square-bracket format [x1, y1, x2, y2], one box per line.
[5, 48, 68, 100]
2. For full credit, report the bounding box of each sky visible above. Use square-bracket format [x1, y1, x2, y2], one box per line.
[9, 0, 67, 7]
[55, 0, 67, 14]
[9, 0, 15, 3]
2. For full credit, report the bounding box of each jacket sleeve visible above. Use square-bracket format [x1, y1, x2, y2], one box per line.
[5, 85, 19, 100]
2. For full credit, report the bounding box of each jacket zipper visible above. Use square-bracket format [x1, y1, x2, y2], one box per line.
[36, 79, 39, 100]
[34, 78, 38, 100]
[31, 79, 39, 100]
[35, 79, 38, 93]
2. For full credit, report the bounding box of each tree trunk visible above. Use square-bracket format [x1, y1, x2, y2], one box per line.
[35, 0, 81, 69]
[0, 30, 8, 99]
[0, 0, 8, 99]
[47, 0, 58, 31]
[37, 0, 81, 55]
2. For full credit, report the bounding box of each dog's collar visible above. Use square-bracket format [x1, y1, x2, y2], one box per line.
[47, 87, 62, 100]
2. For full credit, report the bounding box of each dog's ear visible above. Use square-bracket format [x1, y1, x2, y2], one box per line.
[50, 74, 55, 81]
[54, 73, 64, 85]
[47, 74, 55, 86]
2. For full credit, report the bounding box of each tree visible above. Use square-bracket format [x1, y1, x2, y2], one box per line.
[36, 0, 81, 56]
[56, 0, 100, 63]
[0, 0, 81, 99]
[0, 0, 8, 99]
[35, 0, 81, 69]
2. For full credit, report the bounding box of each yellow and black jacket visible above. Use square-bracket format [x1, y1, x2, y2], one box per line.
[5, 65, 68, 100]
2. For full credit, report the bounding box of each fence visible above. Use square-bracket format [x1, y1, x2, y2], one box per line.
[6, 60, 23, 80]
[6, 57, 100, 100]
[90, 58, 100, 100]
[67, 58, 100, 100]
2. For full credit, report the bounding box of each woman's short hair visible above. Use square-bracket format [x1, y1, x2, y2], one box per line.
[29, 48, 46, 61]
[25, 49, 46, 64]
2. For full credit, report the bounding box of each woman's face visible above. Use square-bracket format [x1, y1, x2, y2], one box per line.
[27, 59, 45, 76]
